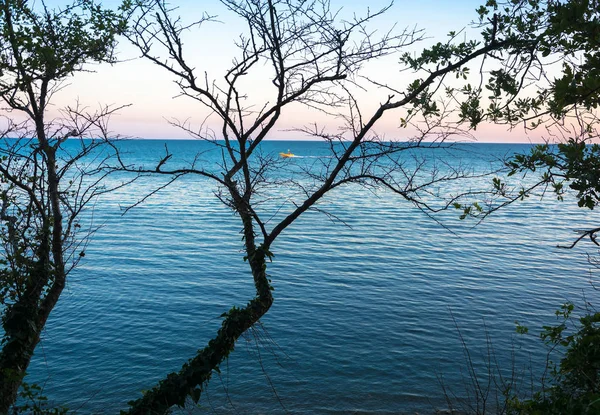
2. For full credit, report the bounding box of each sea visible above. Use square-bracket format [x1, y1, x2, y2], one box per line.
[22, 140, 599, 414]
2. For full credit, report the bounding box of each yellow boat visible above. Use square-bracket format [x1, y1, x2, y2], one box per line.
[279, 149, 295, 158]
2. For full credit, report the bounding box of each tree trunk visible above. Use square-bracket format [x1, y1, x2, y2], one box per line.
[0, 266, 65, 413]
[0, 260, 52, 412]
[0, 301, 41, 413]
[0, 139, 66, 412]
[125, 208, 274, 414]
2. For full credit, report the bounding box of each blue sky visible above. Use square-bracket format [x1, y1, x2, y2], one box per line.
[44, 0, 543, 142]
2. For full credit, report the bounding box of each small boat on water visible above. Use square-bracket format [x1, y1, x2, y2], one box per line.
[279, 149, 295, 158]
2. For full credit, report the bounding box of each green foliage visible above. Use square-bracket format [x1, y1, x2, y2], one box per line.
[455, 0, 600, 125]
[510, 303, 600, 414]
[515, 321, 529, 335]
[401, 0, 597, 129]
[0, 0, 128, 88]
[0, 0, 129, 410]
[453, 201, 485, 220]
[542, 0, 600, 115]
[397, 0, 539, 129]
[507, 140, 600, 209]
[475, 1, 600, 215]
[11, 381, 68, 415]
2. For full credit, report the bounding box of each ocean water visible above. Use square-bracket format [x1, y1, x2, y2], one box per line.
[23, 140, 599, 414]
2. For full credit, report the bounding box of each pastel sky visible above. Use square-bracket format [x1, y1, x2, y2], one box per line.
[44, 0, 550, 142]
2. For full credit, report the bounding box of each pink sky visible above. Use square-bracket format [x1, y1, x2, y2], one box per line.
[46, 0, 554, 143]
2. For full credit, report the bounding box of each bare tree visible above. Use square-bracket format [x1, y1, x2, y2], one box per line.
[120, 0, 542, 412]
[0, 0, 129, 410]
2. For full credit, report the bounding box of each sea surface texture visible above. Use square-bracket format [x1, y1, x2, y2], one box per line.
[24, 140, 598, 414]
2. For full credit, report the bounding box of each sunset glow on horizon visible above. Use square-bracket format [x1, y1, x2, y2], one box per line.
[44, 0, 556, 143]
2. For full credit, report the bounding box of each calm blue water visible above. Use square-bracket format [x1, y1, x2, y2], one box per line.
[24, 140, 599, 414]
